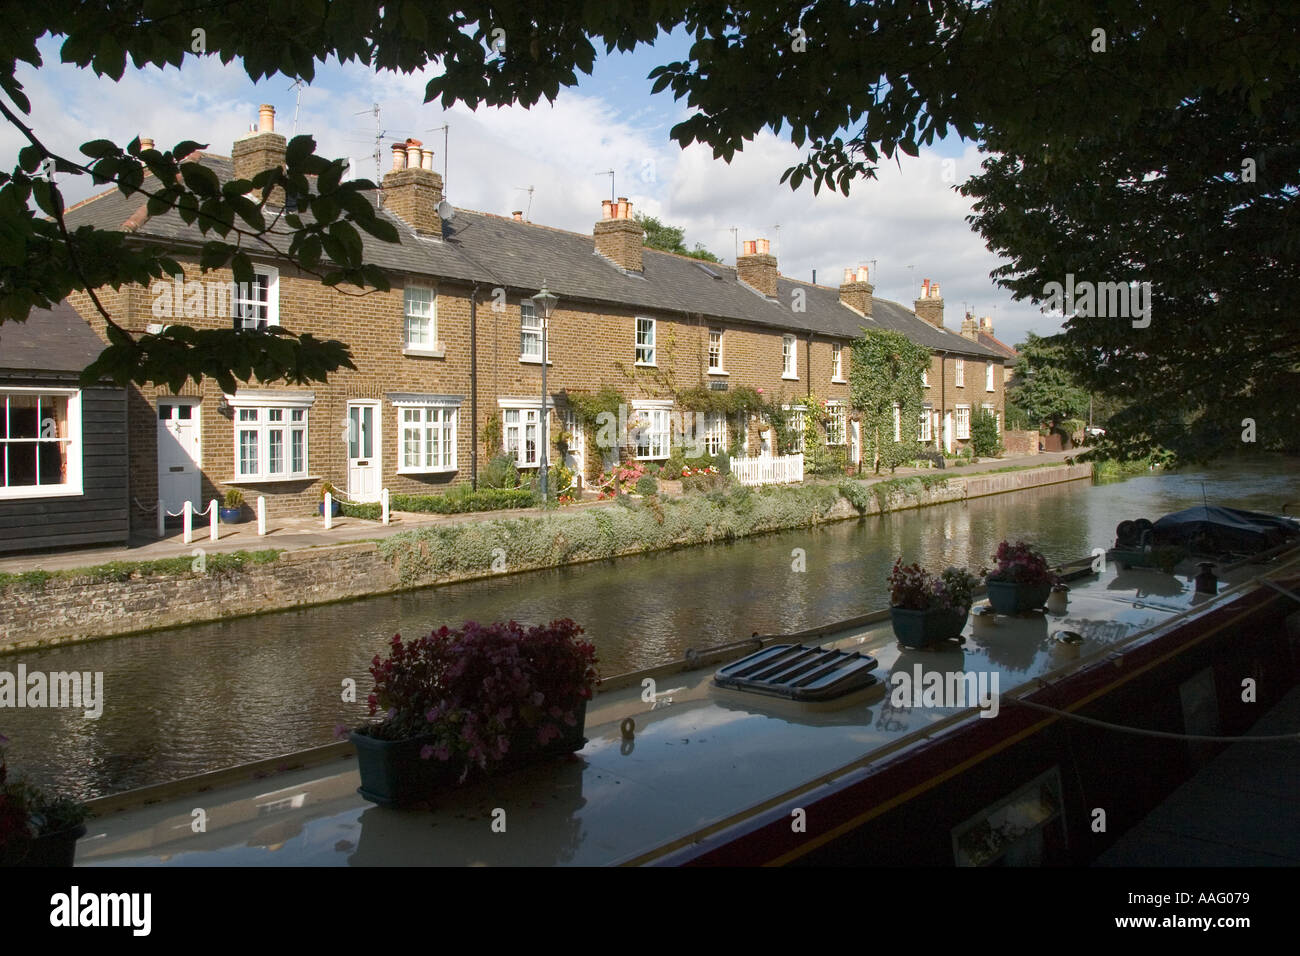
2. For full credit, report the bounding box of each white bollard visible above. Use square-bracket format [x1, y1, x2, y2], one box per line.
[209, 499, 218, 542]
[381, 488, 390, 525]
[183, 500, 193, 544]
[324, 492, 333, 530]
[257, 496, 266, 536]
[157, 498, 165, 539]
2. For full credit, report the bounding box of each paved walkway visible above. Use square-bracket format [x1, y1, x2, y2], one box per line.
[0, 450, 1077, 574]
[1095, 684, 1300, 865]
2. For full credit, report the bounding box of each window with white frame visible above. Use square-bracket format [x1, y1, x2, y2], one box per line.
[231, 394, 311, 480]
[955, 359, 965, 387]
[986, 362, 995, 392]
[0, 389, 82, 498]
[827, 403, 847, 446]
[892, 402, 901, 443]
[708, 329, 724, 373]
[232, 266, 278, 330]
[632, 403, 671, 459]
[520, 301, 543, 361]
[955, 404, 971, 440]
[502, 403, 547, 468]
[635, 317, 656, 365]
[782, 335, 797, 378]
[704, 411, 726, 455]
[783, 404, 807, 452]
[922, 366, 930, 388]
[404, 285, 436, 350]
[918, 404, 933, 443]
[982, 403, 999, 433]
[832, 343, 844, 381]
[393, 396, 459, 472]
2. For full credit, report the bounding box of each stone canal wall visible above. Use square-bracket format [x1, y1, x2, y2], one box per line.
[0, 463, 1091, 651]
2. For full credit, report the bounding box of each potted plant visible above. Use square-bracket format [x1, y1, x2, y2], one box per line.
[348, 619, 599, 808]
[1, 735, 89, 867]
[888, 559, 980, 648]
[985, 540, 1059, 614]
[319, 481, 342, 517]
[219, 487, 245, 523]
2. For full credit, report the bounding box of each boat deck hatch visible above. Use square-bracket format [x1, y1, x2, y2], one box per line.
[713, 643, 880, 702]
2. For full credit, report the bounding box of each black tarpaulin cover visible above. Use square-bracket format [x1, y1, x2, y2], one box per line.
[1152, 506, 1299, 553]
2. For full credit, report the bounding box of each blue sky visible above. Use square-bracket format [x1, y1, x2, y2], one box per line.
[5, 30, 1058, 347]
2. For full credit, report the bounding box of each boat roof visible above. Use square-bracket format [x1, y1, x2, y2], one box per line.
[77, 549, 1300, 867]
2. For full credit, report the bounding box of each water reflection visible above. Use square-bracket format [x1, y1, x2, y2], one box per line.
[2, 458, 1296, 799]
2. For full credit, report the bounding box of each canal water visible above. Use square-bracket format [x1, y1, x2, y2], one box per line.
[3, 459, 1296, 799]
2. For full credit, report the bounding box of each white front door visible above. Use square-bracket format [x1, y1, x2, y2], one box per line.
[157, 399, 201, 517]
[562, 410, 584, 488]
[850, 420, 861, 467]
[347, 401, 381, 502]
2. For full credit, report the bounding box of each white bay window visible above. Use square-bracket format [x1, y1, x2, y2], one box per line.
[392, 395, 460, 473]
[229, 392, 311, 481]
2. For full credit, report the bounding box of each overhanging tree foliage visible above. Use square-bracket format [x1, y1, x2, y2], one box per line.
[2, 0, 1295, 458]
[849, 328, 928, 473]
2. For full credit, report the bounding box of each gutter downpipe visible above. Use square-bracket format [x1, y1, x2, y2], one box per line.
[471, 281, 479, 489]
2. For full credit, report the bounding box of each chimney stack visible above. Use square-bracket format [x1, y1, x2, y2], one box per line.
[960, 311, 979, 339]
[593, 197, 643, 272]
[382, 137, 445, 236]
[914, 278, 944, 328]
[838, 264, 874, 316]
[512, 210, 524, 221]
[980, 315, 993, 334]
[736, 237, 778, 296]
[232, 104, 287, 206]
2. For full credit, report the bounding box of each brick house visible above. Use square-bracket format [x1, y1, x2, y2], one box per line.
[61, 106, 1004, 534]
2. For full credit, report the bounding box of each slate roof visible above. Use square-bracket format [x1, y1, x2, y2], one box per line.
[0, 300, 107, 374]
[63, 153, 1003, 360]
[972, 330, 1019, 361]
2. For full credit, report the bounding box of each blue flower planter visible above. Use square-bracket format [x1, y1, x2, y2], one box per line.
[985, 579, 1052, 614]
[319, 500, 342, 517]
[890, 606, 968, 648]
[219, 506, 245, 523]
[350, 700, 588, 808]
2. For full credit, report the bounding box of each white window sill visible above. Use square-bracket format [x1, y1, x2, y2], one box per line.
[519, 356, 553, 365]
[781, 374, 799, 381]
[923, 383, 931, 388]
[635, 455, 669, 462]
[986, 388, 995, 393]
[0, 485, 84, 500]
[397, 466, 458, 475]
[228, 474, 319, 484]
[831, 377, 847, 385]
[634, 361, 657, 369]
[708, 369, 728, 376]
[403, 345, 446, 358]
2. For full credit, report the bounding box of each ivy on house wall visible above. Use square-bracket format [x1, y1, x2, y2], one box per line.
[850, 329, 930, 474]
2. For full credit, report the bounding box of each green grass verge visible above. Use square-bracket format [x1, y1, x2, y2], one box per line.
[0, 549, 282, 591]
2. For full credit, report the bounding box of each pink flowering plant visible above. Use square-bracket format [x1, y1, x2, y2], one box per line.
[357, 620, 599, 779]
[888, 558, 981, 613]
[986, 540, 1059, 587]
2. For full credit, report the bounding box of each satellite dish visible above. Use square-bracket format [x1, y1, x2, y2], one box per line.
[437, 200, 455, 222]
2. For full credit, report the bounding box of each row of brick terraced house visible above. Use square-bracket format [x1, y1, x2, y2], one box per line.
[4, 104, 1006, 547]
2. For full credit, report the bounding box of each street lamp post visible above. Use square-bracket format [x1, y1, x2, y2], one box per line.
[531, 284, 559, 502]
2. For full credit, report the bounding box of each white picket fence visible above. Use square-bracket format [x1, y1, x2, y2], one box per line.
[730, 453, 804, 487]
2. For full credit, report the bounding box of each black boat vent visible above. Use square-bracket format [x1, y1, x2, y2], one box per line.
[713, 643, 879, 702]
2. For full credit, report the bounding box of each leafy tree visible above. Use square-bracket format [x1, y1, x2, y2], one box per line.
[849, 328, 929, 473]
[1007, 334, 1089, 434]
[633, 213, 721, 262]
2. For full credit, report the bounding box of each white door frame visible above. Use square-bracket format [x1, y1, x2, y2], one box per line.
[157, 397, 202, 517]
[346, 400, 382, 503]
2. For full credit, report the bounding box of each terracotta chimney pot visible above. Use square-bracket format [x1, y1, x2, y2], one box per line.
[512, 210, 523, 221]
[601, 199, 614, 219]
[258, 105, 275, 133]
[391, 143, 407, 171]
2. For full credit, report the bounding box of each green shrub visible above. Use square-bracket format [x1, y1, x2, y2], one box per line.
[635, 475, 659, 496]
[662, 452, 686, 479]
[480, 454, 520, 490]
[714, 449, 731, 475]
[971, 409, 1003, 457]
[389, 488, 536, 514]
[339, 501, 382, 520]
